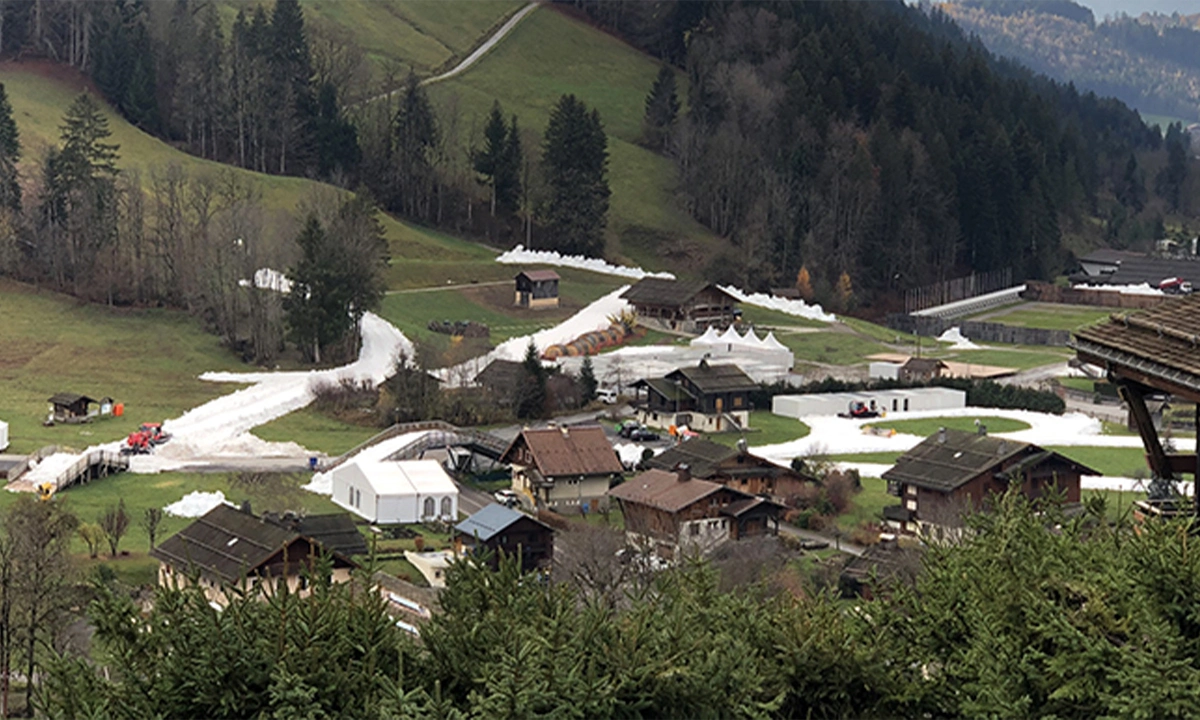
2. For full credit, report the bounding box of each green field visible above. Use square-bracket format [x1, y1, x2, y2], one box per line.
[823, 451, 904, 465]
[871, 416, 1032, 436]
[778, 331, 894, 366]
[301, 0, 523, 76]
[981, 304, 1114, 332]
[942, 346, 1072, 371]
[738, 305, 830, 330]
[251, 408, 382, 456]
[0, 279, 249, 454]
[1048, 445, 1148, 477]
[836, 476, 892, 532]
[424, 6, 725, 269]
[710, 412, 810, 448]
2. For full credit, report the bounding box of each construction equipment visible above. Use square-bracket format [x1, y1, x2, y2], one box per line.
[839, 400, 881, 419]
[121, 422, 170, 455]
[37, 482, 54, 502]
[1159, 277, 1194, 295]
[140, 422, 171, 445]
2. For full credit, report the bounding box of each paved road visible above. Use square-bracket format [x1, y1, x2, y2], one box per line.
[386, 280, 511, 295]
[457, 483, 494, 516]
[778, 523, 865, 557]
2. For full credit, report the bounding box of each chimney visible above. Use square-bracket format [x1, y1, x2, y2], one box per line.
[676, 463, 691, 482]
[241, 499, 252, 515]
[998, 440, 1008, 456]
[975, 419, 987, 436]
[736, 437, 748, 457]
[937, 427, 946, 444]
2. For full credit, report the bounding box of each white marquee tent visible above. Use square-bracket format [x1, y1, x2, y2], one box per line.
[331, 458, 458, 524]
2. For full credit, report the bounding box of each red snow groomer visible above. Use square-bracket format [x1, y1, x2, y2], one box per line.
[839, 400, 881, 419]
[121, 422, 171, 455]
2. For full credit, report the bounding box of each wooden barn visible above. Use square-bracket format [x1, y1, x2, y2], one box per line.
[514, 269, 560, 309]
[455, 503, 555, 571]
[500, 425, 624, 512]
[645, 438, 814, 502]
[632, 360, 758, 433]
[620, 278, 739, 332]
[882, 427, 1094, 537]
[47, 393, 98, 424]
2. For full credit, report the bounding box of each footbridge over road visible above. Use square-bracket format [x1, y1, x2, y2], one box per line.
[324, 421, 509, 475]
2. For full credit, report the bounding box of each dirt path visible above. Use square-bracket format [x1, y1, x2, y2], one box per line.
[386, 280, 510, 295]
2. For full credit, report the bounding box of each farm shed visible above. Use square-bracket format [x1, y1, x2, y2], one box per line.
[621, 278, 740, 332]
[331, 458, 459, 525]
[514, 269, 560, 309]
[771, 387, 966, 419]
[47, 393, 98, 424]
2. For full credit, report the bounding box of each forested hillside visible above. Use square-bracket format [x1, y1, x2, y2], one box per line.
[580, 0, 1172, 308]
[944, 1, 1200, 124]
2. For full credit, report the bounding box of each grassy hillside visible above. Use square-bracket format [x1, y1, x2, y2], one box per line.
[424, 6, 727, 273]
[302, 0, 523, 76]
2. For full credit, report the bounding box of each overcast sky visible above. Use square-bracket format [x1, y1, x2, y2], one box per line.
[1080, 0, 1200, 20]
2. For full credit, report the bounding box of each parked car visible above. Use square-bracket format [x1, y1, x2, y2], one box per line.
[597, 387, 619, 404]
[629, 427, 660, 442]
[493, 489, 520, 507]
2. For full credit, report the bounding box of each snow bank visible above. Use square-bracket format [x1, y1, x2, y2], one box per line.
[718, 286, 836, 323]
[937, 326, 979, 350]
[164, 490, 228, 518]
[303, 473, 332, 495]
[1077, 283, 1164, 296]
[496, 245, 674, 280]
[613, 442, 663, 468]
[238, 268, 293, 294]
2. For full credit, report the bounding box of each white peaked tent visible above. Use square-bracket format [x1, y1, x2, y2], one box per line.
[690, 326, 722, 348]
[762, 331, 789, 353]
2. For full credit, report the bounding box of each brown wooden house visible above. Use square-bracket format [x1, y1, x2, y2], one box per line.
[882, 427, 1095, 537]
[620, 278, 739, 332]
[645, 438, 813, 501]
[454, 503, 554, 571]
[151, 504, 359, 606]
[899, 357, 947, 383]
[500, 425, 625, 511]
[474, 359, 525, 406]
[514, 270, 560, 309]
[632, 361, 758, 433]
[607, 467, 782, 560]
[47, 393, 97, 424]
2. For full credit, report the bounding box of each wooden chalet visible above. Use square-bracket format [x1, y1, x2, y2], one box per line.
[632, 360, 758, 433]
[514, 269, 560, 309]
[151, 504, 359, 606]
[882, 427, 1094, 537]
[499, 425, 624, 511]
[1073, 295, 1200, 517]
[474, 359, 525, 406]
[620, 278, 739, 332]
[607, 467, 782, 560]
[899, 357, 947, 383]
[645, 437, 813, 501]
[47, 393, 97, 424]
[454, 503, 554, 571]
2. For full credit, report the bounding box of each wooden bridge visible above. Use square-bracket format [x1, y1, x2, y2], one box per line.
[5, 448, 129, 495]
[324, 421, 509, 474]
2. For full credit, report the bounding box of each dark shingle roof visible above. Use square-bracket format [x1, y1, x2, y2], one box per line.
[290, 514, 369, 558]
[1074, 250, 1200, 287]
[151, 504, 302, 583]
[645, 439, 737, 478]
[516, 269, 560, 282]
[1073, 295, 1200, 399]
[621, 278, 735, 308]
[667, 363, 759, 394]
[48, 393, 95, 406]
[901, 358, 947, 373]
[500, 425, 624, 478]
[632, 377, 696, 402]
[882, 429, 1030, 492]
[455, 503, 550, 542]
[608, 469, 726, 512]
[475, 359, 525, 388]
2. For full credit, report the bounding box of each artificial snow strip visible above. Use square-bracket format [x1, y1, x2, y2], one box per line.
[1076, 282, 1165, 296]
[717, 285, 836, 323]
[495, 245, 675, 280]
[164, 490, 228, 518]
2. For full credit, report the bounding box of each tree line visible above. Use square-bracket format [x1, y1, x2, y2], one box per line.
[12, 492, 1200, 718]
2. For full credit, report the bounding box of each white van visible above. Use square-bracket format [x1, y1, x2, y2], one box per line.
[596, 387, 619, 404]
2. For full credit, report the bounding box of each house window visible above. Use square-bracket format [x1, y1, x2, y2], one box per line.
[690, 524, 699, 536]
[906, 499, 917, 511]
[734, 396, 743, 408]
[423, 497, 435, 518]
[441, 497, 453, 517]
[355, 489, 361, 508]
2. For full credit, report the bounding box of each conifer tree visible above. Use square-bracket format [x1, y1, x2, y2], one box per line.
[0, 83, 20, 211]
[579, 355, 598, 404]
[642, 63, 679, 151]
[394, 72, 440, 219]
[516, 340, 547, 419]
[474, 101, 508, 216]
[541, 94, 610, 257]
[499, 114, 522, 215]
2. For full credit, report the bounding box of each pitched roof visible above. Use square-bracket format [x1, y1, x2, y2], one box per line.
[516, 269, 560, 282]
[455, 503, 551, 542]
[720, 496, 782, 518]
[151, 504, 308, 583]
[607, 468, 725, 512]
[501, 425, 624, 477]
[475, 359, 525, 388]
[667, 363, 759, 394]
[1073, 249, 1200, 287]
[48, 393, 95, 406]
[882, 429, 1096, 493]
[645, 439, 737, 478]
[882, 429, 1030, 492]
[1073, 295, 1200, 400]
[631, 377, 695, 402]
[285, 514, 370, 558]
[620, 278, 735, 308]
[901, 358, 947, 372]
[335, 458, 458, 498]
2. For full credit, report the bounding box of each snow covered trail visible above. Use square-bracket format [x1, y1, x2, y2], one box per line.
[750, 406, 1179, 469]
[16, 312, 412, 486]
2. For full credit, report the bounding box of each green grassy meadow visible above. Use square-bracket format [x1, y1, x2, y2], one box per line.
[941, 346, 1072, 371]
[778, 331, 894, 366]
[251, 408, 382, 456]
[870, 416, 1032, 436]
[710, 411, 811, 448]
[980, 303, 1114, 332]
[1047, 445, 1148, 478]
[424, 6, 725, 269]
[836, 476, 892, 532]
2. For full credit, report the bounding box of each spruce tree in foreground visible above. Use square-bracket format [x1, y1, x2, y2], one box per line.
[0, 83, 19, 211]
[541, 94, 610, 257]
[580, 355, 598, 403]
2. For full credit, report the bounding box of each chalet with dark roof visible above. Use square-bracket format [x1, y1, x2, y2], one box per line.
[454, 503, 554, 571]
[1073, 248, 1200, 289]
[882, 427, 1095, 537]
[632, 361, 759, 433]
[151, 505, 359, 606]
[474, 359, 525, 406]
[514, 269, 560, 309]
[899, 357, 947, 383]
[608, 467, 782, 560]
[47, 393, 98, 424]
[620, 278, 740, 332]
[645, 438, 813, 501]
[500, 425, 624, 511]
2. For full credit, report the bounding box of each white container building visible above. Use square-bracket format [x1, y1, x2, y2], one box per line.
[331, 458, 459, 525]
[772, 387, 966, 419]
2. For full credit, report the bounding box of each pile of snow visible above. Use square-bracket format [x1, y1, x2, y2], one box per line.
[496, 245, 674, 280]
[717, 286, 836, 323]
[164, 490, 228, 518]
[937, 326, 980, 350]
[1078, 283, 1165, 296]
[613, 442, 663, 468]
[238, 268, 293, 294]
[19, 451, 97, 488]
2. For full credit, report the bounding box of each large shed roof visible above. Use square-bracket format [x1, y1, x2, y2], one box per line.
[455, 503, 551, 542]
[620, 278, 736, 308]
[608, 468, 725, 512]
[152, 505, 307, 583]
[500, 425, 624, 478]
[667, 363, 759, 394]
